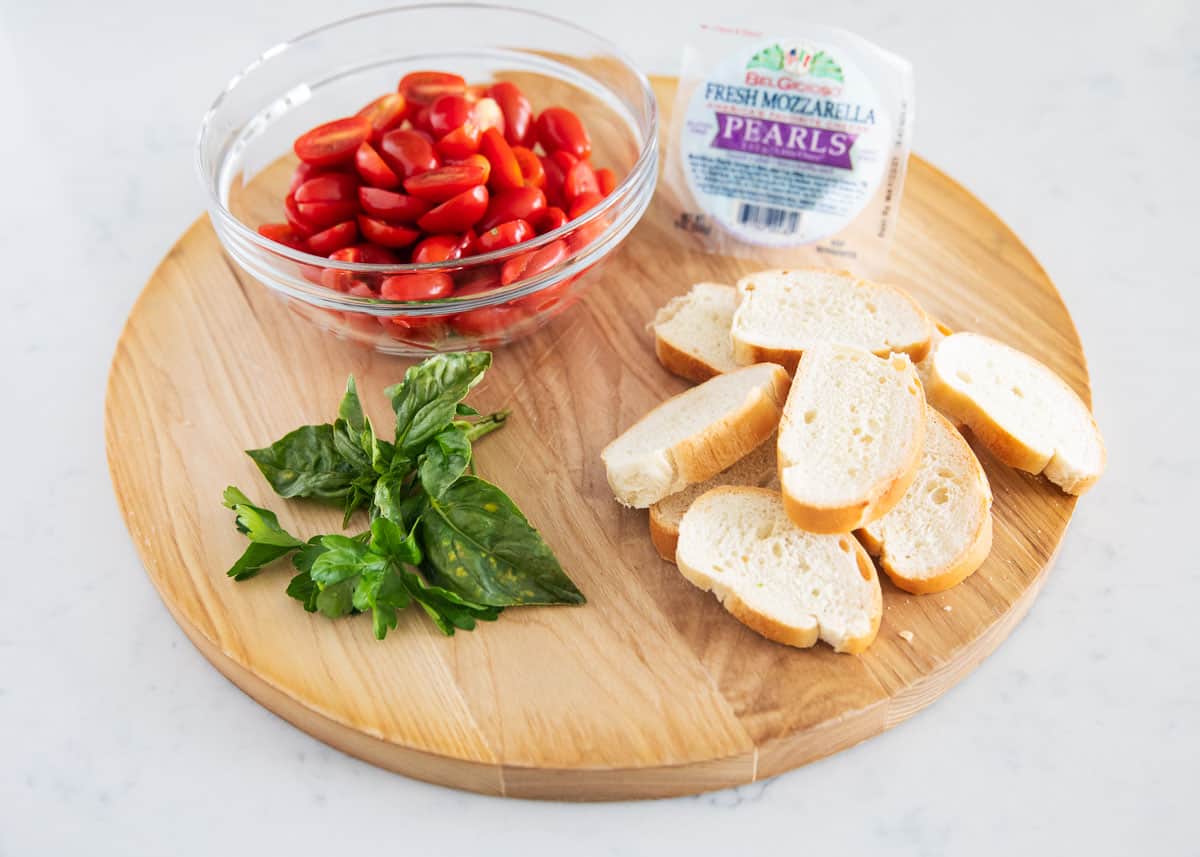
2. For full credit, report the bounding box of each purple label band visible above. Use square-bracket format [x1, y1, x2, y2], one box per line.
[711, 112, 856, 170]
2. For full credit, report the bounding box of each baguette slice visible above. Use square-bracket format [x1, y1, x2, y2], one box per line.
[925, 332, 1105, 495]
[732, 269, 933, 372]
[914, 319, 952, 392]
[649, 435, 777, 562]
[676, 487, 882, 653]
[602, 363, 790, 508]
[652, 282, 739, 382]
[857, 409, 993, 594]
[778, 344, 926, 533]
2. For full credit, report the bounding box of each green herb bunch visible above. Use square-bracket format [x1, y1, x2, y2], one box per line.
[223, 352, 584, 639]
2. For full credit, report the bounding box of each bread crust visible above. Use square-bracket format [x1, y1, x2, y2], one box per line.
[648, 506, 679, 563]
[674, 487, 882, 654]
[925, 333, 1106, 495]
[731, 268, 934, 370]
[601, 364, 790, 507]
[653, 335, 724, 384]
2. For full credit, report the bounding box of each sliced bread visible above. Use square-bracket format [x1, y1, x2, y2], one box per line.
[925, 332, 1105, 495]
[648, 435, 777, 562]
[857, 409, 993, 594]
[731, 268, 934, 372]
[602, 363, 790, 508]
[778, 344, 926, 533]
[675, 487, 882, 654]
[652, 282, 740, 382]
[914, 319, 952, 392]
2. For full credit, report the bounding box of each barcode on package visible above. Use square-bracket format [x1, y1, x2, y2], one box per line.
[736, 203, 801, 234]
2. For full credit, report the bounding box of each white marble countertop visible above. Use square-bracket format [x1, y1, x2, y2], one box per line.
[2, 0, 1196, 853]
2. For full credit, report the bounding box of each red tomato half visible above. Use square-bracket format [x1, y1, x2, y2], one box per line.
[475, 219, 534, 254]
[404, 163, 488, 202]
[285, 194, 316, 236]
[380, 272, 454, 301]
[258, 222, 308, 252]
[479, 186, 546, 232]
[356, 93, 407, 141]
[510, 146, 545, 188]
[410, 234, 464, 264]
[535, 107, 591, 160]
[379, 129, 440, 179]
[563, 159, 599, 203]
[434, 122, 482, 160]
[398, 71, 467, 105]
[531, 206, 568, 234]
[306, 220, 359, 255]
[487, 81, 533, 146]
[452, 304, 527, 339]
[418, 185, 489, 232]
[500, 238, 569, 285]
[428, 94, 473, 137]
[294, 116, 373, 167]
[479, 128, 523, 192]
[568, 191, 604, 220]
[357, 215, 421, 248]
[354, 142, 400, 189]
[358, 187, 432, 223]
[471, 97, 505, 136]
[596, 167, 618, 196]
[294, 172, 359, 204]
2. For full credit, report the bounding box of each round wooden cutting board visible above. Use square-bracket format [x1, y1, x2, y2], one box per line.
[106, 77, 1088, 800]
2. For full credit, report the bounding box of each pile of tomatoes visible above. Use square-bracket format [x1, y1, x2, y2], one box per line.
[257, 71, 618, 340]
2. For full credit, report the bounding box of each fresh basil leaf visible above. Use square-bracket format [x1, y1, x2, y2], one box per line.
[337, 376, 365, 433]
[222, 486, 303, 580]
[419, 427, 472, 500]
[366, 417, 396, 476]
[386, 352, 491, 455]
[373, 463, 414, 527]
[419, 476, 585, 607]
[286, 571, 320, 612]
[404, 565, 501, 635]
[456, 403, 480, 416]
[310, 534, 386, 586]
[369, 516, 422, 565]
[316, 578, 357, 618]
[247, 424, 369, 502]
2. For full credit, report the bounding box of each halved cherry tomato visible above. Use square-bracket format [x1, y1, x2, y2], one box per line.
[289, 161, 350, 196]
[464, 83, 488, 103]
[487, 82, 533, 146]
[417, 185, 489, 232]
[479, 128, 523, 192]
[356, 93, 407, 142]
[404, 163, 488, 202]
[410, 105, 434, 134]
[410, 234, 464, 264]
[258, 223, 309, 252]
[510, 146, 545, 188]
[455, 266, 502, 295]
[428, 94, 473, 137]
[322, 244, 398, 292]
[515, 274, 579, 315]
[357, 215, 421, 248]
[549, 150, 578, 174]
[294, 116, 373, 167]
[307, 220, 359, 255]
[500, 238, 569, 285]
[475, 218, 534, 254]
[354, 142, 400, 189]
[380, 272, 454, 301]
[398, 71, 467, 106]
[358, 187, 432, 223]
[563, 159, 599, 203]
[294, 173, 360, 228]
[453, 153, 491, 185]
[596, 167, 617, 196]
[435, 122, 481, 160]
[379, 129, 440, 179]
[539, 154, 567, 207]
[457, 228, 478, 257]
[536, 107, 591, 160]
[471, 97, 505, 136]
[568, 191, 604, 220]
[479, 186, 546, 231]
[531, 206, 568, 234]
[452, 304, 527, 339]
[285, 193, 316, 236]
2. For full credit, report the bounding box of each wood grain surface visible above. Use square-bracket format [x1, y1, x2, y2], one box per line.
[105, 77, 1087, 800]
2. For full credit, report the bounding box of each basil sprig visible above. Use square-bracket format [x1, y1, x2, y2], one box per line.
[223, 353, 583, 639]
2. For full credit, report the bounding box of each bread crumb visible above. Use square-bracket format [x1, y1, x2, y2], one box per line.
[943, 605, 952, 612]
[898, 630, 915, 643]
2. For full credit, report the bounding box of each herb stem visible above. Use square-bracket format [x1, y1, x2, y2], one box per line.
[458, 410, 510, 443]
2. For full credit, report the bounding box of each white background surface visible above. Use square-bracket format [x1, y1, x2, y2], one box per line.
[1, 1, 1196, 854]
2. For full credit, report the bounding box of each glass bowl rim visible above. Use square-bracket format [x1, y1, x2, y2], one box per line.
[194, 1, 659, 309]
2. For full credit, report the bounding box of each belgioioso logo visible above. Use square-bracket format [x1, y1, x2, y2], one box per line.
[747, 44, 844, 83]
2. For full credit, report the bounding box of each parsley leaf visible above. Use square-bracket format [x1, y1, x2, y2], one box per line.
[222, 486, 303, 580]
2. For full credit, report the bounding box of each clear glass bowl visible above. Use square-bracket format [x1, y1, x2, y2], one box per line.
[196, 4, 657, 354]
